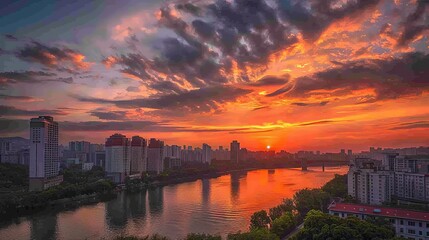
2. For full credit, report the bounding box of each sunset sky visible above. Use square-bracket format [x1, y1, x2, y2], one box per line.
[0, 0, 428, 152]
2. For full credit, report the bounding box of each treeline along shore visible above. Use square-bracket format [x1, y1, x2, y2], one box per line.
[0, 158, 347, 222]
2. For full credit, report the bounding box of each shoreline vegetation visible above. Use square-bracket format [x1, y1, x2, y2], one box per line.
[111, 174, 404, 240]
[0, 163, 408, 239]
[0, 160, 346, 221]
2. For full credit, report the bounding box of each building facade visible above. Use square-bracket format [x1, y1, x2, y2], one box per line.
[329, 202, 429, 240]
[105, 133, 130, 183]
[29, 116, 62, 191]
[147, 138, 164, 174]
[230, 140, 240, 164]
[130, 136, 147, 175]
[202, 143, 212, 164]
[348, 155, 429, 205]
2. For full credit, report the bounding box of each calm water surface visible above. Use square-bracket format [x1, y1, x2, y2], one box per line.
[0, 167, 348, 240]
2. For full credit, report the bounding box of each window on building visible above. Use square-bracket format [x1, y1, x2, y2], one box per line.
[408, 221, 416, 226]
[401, 220, 404, 225]
[419, 231, 422, 236]
[408, 229, 415, 234]
[419, 222, 423, 227]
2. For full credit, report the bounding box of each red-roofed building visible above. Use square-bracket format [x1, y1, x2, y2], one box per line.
[105, 133, 130, 183]
[328, 202, 429, 239]
[130, 136, 147, 175]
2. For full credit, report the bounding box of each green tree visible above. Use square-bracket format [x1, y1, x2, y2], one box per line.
[270, 212, 296, 237]
[321, 174, 348, 198]
[269, 205, 284, 221]
[228, 228, 279, 240]
[292, 210, 397, 240]
[293, 189, 330, 215]
[249, 210, 271, 230]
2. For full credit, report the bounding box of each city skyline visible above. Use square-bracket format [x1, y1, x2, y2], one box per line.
[1, 0, 429, 152]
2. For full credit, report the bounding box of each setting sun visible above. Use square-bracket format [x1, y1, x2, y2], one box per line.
[266, 145, 271, 150]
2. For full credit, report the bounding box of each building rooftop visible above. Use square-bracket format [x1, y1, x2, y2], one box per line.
[328, 202, 429, 222]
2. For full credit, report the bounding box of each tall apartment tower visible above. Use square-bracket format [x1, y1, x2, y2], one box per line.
[202, 143, 212, 164]
[147, 138, 164, 174]
[230, 140, 240, 164]
[130, 136, 147, 175]
[105, 133, 130, 183]
[29, 116, 63, 191]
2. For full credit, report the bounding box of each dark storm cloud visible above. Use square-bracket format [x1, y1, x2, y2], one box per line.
[397, 1, 429, 47]
[192, 20, 215, 39]
[266, 82, 294, 97]
[126, 86, 140, 92]
[277, 0, 381, 41]
[390, 121, 429, 130]
[4, 34, 18, 40]
[176, 3, 201, 16]
[292, 101, 329, 107]
[15, 41, 89, 71]
[108, 0, 303, 94]
[270, 52, 429, 102]
[89, 110, 129, 120]
[0, 71, 73, 86]
[149, 81, 186, 95]
[248, 74, 290, 87]
[0, 105, 68, 117]
[75, 85, 252, 113]
[0, 94, 39, 101]
[0, 118, 251, 134]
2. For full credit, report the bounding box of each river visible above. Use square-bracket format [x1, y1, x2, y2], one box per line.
[0, 166, 348, 240]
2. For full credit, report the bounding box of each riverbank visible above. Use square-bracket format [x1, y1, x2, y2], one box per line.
[0, 167, 350, 239]
[0, 164, 347, 223]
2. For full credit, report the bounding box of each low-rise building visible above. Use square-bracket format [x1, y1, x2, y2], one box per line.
[329, 202, 429, 240]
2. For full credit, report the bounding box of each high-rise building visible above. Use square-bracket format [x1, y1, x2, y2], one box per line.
[69, 141, 90, 152]
[348, 155, 429, 205]
[230, 140, 240, 164]
[0, 137, 30, 164]
[66, 141, 91, 164]
[130, 136, 147, 175]
[202, 143, 212, 164]
[105, 133, 130, 183]
[147, 138, 164, 174]
[29, 116, 63, 191]
[89, 143, 104, 164]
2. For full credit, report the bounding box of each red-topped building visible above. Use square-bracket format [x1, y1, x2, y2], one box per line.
[105, 133, 130, 183]
[147, 138, 164, 174]
[329, 202, 429, 239]
[130, 136, 147, 175]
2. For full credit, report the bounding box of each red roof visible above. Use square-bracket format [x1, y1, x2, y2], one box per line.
[105, 133, 128, 147]
[329, 202, 429, 222]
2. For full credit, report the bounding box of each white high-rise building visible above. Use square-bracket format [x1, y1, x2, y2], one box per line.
[105, 133, 130, 183]
[202, 143, 212, 164]
[130, 136, 147, 175]
[348, 155, 429, 205]
[29, 116, 62, 191]
[147, 138, 164, 174]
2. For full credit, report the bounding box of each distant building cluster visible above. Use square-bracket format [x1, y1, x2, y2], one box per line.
[342, 146, 429, 240]
[0, 137, 29, 165]
[348, 148, 429, 205]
